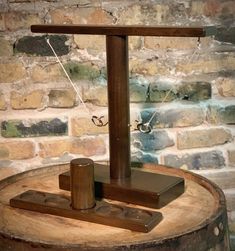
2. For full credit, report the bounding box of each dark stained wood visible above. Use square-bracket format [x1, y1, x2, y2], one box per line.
[59, 163, 184, 209]
[31, 24, 216, 37]
[70, 158, 95, 210]
[0, 163, 230, 251]
[10, 190, 163, 233]
[106, 35, 130, 179]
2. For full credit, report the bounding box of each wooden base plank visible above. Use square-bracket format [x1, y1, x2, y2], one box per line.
[10, 190, 163, 233]
[59, 164, 185, 209]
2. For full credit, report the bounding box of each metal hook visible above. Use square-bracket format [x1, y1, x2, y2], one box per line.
[91, 116, 108, 127]
[137, 122, 152, 134]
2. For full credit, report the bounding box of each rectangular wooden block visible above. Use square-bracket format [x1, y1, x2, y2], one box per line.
[59, 164, 184, 209]
[10, 190, 163, 233]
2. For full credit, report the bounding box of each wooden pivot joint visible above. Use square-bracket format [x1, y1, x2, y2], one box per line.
[70, 158, 95, 210]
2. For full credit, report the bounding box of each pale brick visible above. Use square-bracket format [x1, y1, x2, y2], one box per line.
[0, 13, 5, 31]
[48, 89, 76, 108]
[177, 128, 232, 150]
[216, 77, 235, 97]
[50, 7, 114, 25]
[39, 137, 106, 158]
[0, 141, 35, 160]
[207, 105, 235, 125]
[10, 90, 44, 109]
[0, 92, 6, 110]
[0, 62, 27, 83]
[71, 117, 108, 137]
[144, 37, 212, 51]
[74, 35, 105, 52]
[191, 1, 205, 16]
[30, 64, 65, 83]
[129, 37, 141, 50]
[4, 11, 42, 31]
[228, 148, 235, 167]
[83, 85, 107, 106]
[0, 37, 13, 57]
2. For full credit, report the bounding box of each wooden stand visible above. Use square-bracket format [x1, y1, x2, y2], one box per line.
[9, 25, 217, 230]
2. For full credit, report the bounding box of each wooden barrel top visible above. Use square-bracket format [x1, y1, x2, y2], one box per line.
[0, 163, 230, 251]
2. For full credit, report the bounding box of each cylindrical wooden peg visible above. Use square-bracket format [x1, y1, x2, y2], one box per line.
[70, 158, 95, 210]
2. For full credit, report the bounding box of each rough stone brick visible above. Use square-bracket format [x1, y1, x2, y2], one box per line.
[48, 89, 76, 108]
[132, 130, 174, 151]
[74, 35, 105, 52]
[129, 37, 142, 50]
[14, 35, 69, 56]
[228, 148, 235, 166]
[216, 77, 235, 97]
[149, 81, 177, 102]
[71, 117, 108, 137]
[10, 90, 44, 109]
[50, 7, 114, 25]
[0, 141, 35, 160]
[0, 13, 5, 31]
[130, 76, 149, 103]
[164, 150, 225, 170]
[0, 37, 13, 57]
[0, 92, 6, 110]
[215, 26, 235, 44]
[178, 82, 211, 101]
[39, 137, 106, 158]
[4, 11, 41, 31]
[64, 61, 100, 81]
[131, 151, 159, 164]
[144, 37, 212, 51]
[177, 128, 232, 149]
[83, 83, 107, 106]
[1, 118, 68, 138]
[207, 105, 235, 125]
[0, 62, 27, 83]
[141, 107, 204, 128]
[30, 64, 64, 83]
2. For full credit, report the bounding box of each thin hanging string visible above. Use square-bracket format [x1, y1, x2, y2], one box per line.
[137, 37, 201, 133]
[46, 37, 108, 127]
[46, 38, 91, 115]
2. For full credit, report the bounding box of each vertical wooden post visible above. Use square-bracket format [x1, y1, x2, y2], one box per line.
[106, 35, 131, 180]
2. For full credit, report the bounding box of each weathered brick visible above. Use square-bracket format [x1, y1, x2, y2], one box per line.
[4, 11, 41, 31]
[10, 90, 44, 109]
[71, 117, 108, 137]
[144, 37, 212, 51]
[74, 35, 105, 52]
[228, 148, 235, 167]
[64, 61, 100, 81]
[164, 150, 225, 170]
[30, 64, 64, 83]
[141, 107, 204, 128]
[39, 137, 106, 158]
[0, 141, 35, 160]
[132, 151, 159, 164]
[129, 37, 142, 50]
[48, 89, 76, 108]
[83, 83, 107, 106]
[207, 105, 235, 124]
[177, 128, 232, 149]
[216, 77, 235, 97]
[215, 26, 235, 44]
[130, 76, 149, 103]
[0, 62, 27, 83]
[50, 7, 114, 25]
[178, 82, 211, 101]
[0, 37, 13, 57]
[1, 118, 68, 138]
[0, 13, 5, 31]
[0, 92, 7, 110]
[132, 130, 174, 151]
[14, 35, 69, 56]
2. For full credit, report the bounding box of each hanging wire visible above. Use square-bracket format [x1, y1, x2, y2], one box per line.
[137, 37, 201, 133]
[46, 37, 108, 127]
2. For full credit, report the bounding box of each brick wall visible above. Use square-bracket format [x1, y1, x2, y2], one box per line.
[0, 0, 235, 247]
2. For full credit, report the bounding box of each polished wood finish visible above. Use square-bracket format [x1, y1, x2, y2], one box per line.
[59, 163, 184, 208]
[1, 164, 230, 251]
[70, 158, 95, 210]
[31, 24, 216, 37]
[106, 35, 130, 179]
[10, 190, 162, 233]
